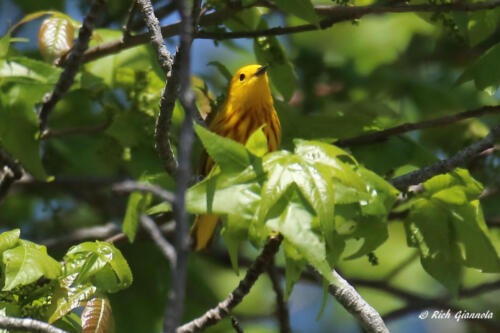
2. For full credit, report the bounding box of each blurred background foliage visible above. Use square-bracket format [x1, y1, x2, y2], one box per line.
[1, 0, 500, 332]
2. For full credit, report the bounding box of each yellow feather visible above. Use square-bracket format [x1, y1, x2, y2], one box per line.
[191, 64, 281, 250]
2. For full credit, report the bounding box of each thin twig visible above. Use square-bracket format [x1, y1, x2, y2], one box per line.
[42, 222, 120, 248]
[122, 0, 137, 41]
[267, 264, 291, 333]
[0, 316, 68, 333]
[40, 119, 111, 139]
[136, 0, 178, 175]
[460, 279, 500, 297]
[112, 180, 175, 203]
[177, 235, 283, 333]
[82, 3, 247, 63]
[140, 215, 177, 265]
[0, 146, 23, 204]
[329, 270, 389, 333]
[38, 0, 106, 137]
[136, 0, 174, 75]
[390, 125, 500, 191]
[336, 105, 500, 147]
[382, 251, 419, 281]
[81, 1, 500, 64]
[106, 219, 175, 244]
[130, 1, 178, 31]
[230, 316, 244, 333]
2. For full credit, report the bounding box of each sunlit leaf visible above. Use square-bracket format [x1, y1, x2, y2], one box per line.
[403, 170, 500, 293]
[0, 229, 20, 254]
[64, 241, 133, 293]
[48, 274, 97, 324]
[2, 240, 61, 291]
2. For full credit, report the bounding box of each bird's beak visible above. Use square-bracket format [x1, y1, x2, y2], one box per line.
[254, 65, 268, 76]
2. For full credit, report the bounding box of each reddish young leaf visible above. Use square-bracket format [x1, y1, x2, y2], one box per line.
[81, 296, 115, 333]
[38, 17, 75, 64]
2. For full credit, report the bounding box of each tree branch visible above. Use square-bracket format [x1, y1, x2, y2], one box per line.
[122, 0, 137, 41]
[140, 215, 177, 266]
[136, 0, 179, 176]
[40, 119, 112, 139]
[177, 235, 283, 333]
[314, 1, 500, 16]
[81, 1, 500, 63]
[329, 271, 389, 333]
[390, 124, 500, 191]
[136, 0, 174, 75]
[42, 222, 120, 248]
[81, 3, 246, 64]
[0, 146, 23, 204]
[112, 180, 175, 203]
[0, 316, 68, 333]
[162, 0, 200, 330]
[130, 1, 177, 31]
[335, 105, 500, 147]
[230, 316, 244, 333]
[267, 264, 291, 333]
[206, 245, 500, 331]
[38, 0, 106, 137]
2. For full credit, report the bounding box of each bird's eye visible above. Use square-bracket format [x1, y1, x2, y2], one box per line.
[239, 73, 245, 81]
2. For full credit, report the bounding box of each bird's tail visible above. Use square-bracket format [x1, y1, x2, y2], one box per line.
[190, 214, 220, 251]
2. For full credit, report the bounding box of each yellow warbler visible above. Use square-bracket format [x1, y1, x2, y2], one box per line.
[191, 64, 281, 250]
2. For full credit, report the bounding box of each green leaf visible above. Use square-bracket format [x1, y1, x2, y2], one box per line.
[187, 138, 398, 291]
[0, 33, 11, 59]
[221, 215, 248, 274]
[85, 29, 162, 86]
[266, 187, 336, 284]
[0, 102, 46, 179]
[52, 312, 82, 333]
[254, 21, 297, 101]
[2, 240, 61, 291]
[0, 57, 61, 84]
[188, 168, 263, 220]
[145, 202, 172, 215]
[343, 215, 388, 260]
[283, 242, 307, 299]
[0, 56, 60, 179]
[457, 42, 500, 93]
[270, 0, 318, 26]
[466, 9, 500, 47]
[404, 170, 500, 293]
[245, 126, 268, 157]
[0, 74, 55, 179]
[405, 199, 462, 293]
[64, 241, 133, 293]
[431, 186, 467, 205]
[451, 201, 500, 272]
[207, 61, 232, 82]
[0, 229, 20, 254]
[122, 191, 152, 242]
[195, 123, 259, 173]
[424, 169, 483, 200]
[223, 7, 260, 31]
[48, 275, 97, 324]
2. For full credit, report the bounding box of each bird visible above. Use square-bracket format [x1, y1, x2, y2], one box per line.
[191, 64, 281, 251]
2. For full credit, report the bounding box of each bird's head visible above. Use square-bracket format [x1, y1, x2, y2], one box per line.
[227, 64, 272, 107]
